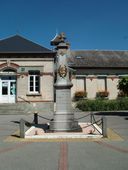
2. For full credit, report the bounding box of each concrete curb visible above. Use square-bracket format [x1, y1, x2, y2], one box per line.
[4, 128, 124, 142]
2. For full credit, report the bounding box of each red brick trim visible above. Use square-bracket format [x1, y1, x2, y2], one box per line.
[17, 72, 53, 77]
[108, 76, 118, 81]
[40, 72, 54, 76]
[86, 77, 97, 81]
[59, 143, 68, 170]
[17, 100, 54, 102]
[20, 73, 29, 76]
[0, 62, 19, 70]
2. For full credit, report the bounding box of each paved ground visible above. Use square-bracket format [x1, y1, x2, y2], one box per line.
[0, 111, 128, 170]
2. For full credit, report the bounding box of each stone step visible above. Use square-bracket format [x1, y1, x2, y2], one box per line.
[0, 102, 54, 115]
[0, 104, 28, 115]
[0, 104, 25, 111]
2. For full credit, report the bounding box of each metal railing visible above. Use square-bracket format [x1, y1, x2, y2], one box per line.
[18, 96, 39, 114]
[74, 112, 107, 137]
[18, 96, 31, 104]
[32, 112, 107, 137]
[18, 97, 107, 138]
[19, 113, 107, 138]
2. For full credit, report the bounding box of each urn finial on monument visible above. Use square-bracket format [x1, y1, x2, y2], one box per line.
[50, 32, 80, 132]
[51, 32, 70, 48]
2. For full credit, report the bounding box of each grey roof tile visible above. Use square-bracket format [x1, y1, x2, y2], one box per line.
[0, 35, 53, 53]
[68, 50, 128, 68]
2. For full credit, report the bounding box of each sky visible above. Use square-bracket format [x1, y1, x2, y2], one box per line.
[0, 0, 128, 50]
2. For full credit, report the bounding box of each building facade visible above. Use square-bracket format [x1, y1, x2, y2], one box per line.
[0, 35, 55, 113]
[0, 34, 128, 109]
[69, 51, 128, 99]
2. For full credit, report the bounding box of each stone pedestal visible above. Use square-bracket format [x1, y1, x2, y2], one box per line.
[50, 86, 79, 131]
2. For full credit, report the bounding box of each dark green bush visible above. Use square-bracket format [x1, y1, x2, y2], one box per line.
[76, 98, 128, 111]
[118, 77, 128, 96]
[118, 97, 128, 110]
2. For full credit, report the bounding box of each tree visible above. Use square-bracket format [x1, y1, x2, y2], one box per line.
[118, 77, 128, 96]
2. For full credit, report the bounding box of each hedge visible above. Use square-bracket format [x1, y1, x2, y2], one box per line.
[76, 98, 128, 111]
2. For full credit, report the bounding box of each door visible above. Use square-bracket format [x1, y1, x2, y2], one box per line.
[10, 81, 16, 103]
[0, 78, 16, 103]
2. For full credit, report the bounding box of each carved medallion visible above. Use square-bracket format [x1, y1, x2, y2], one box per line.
[58, 65, 67, 78]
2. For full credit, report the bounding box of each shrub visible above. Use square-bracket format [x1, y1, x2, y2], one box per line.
[118, 91, 125, 97]
[117, 77, 128, 96]
[76, 98, 128, 111]
[118, 97, 128, 110]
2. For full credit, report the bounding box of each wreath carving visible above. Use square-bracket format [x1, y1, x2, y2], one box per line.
[58, 65, 67, 78]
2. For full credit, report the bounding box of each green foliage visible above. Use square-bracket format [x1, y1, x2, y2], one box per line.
[118, 77, 128, 96]
[76, 98, 128, 111]
[118, 97, 128, 110]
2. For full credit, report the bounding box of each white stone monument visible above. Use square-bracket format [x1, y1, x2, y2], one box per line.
[50, 33, 79, 131]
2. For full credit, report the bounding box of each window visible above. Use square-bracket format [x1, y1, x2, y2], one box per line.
[28, 71, 40, 93]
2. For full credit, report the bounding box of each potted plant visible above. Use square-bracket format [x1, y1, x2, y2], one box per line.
[74, 91, 87, 101]
[96, 90, 109, 98]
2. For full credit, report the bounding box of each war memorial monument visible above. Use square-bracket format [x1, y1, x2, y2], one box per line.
[20, 33, 105, 139]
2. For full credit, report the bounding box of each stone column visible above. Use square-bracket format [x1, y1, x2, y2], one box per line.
[50, 33, 79, 132]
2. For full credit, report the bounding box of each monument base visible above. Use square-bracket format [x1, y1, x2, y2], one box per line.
[25, 122, 103, 139]
[50, 119, 82, 132]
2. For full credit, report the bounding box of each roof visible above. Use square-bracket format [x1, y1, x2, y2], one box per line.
[0, 35, 53, 54]
[68, 50, 128, 68]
